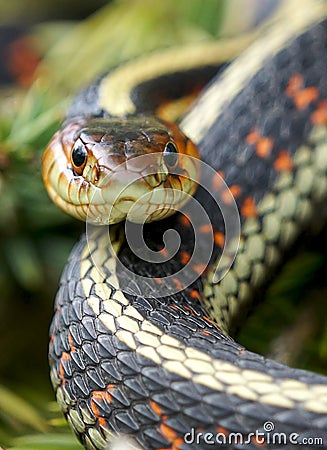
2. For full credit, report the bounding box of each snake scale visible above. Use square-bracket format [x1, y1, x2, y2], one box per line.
[42, 1, 327, 449]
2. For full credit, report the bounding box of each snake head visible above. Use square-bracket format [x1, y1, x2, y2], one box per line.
[42, 116, 200, 224]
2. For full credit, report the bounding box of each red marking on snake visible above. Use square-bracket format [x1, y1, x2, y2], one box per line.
[160, 247, 169, 258]
[150, 401, 184, 450]
[286, 74, 319, 109]
[160, 423, 184, 450]
[59, 352, 71, 386]
[154, 277, 164, 284]
[180, 250, 191, 264]
[191, 263, 207, 275]
[199, 224, 213, 234]
[91, 385, 115, 424]
[246, 128, 274, 158]
[230, 184, 241, 198]
[246, 128, 260, 145]
[286, 74, 303, 96]
[179, 214, 191, 227]
[203, 315, 215, 325]
[222, 184, 241, 204]
[216, 426, 228, 436]
[311, 100, 327, 125]
[184, 305, 196, 316]
[199, 330, 211, 336]
[256, 136, 274, 158]
[212, 171, 225, 190]
[190, 289, 202, 301]
[172, 277, 184, 291]
[241, 197, 257, 218]
[295, 87, 319, 109]
[252, 434, 267, 447]
[68, 332, 77, 352]
[274, 150, 294, 172]
[150, 400, 163, 416]
[214, 231, 225, 248]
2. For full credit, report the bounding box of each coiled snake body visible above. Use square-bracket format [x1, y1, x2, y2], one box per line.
[43, 1, 327, 449]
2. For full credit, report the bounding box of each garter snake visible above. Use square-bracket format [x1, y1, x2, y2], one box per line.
[43, 1, 327, 449]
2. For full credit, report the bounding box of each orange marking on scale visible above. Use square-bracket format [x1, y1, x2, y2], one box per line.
[68, 332, 77, 352]
[92, 389, 113, 407]
[256, 136, 274, 158]
[184, 305, 196, 316]
[179, 214, 191, 227]
[200, 330, 211, 336]
[212, 171, 224, 190]
[252, 435, 266, 447]
[192, 263, 207, 275]
[246, 128, 261, 145]
[286, 74, 303, 97]
[216, 426, 228, 436]
[91, 398, 100, 418]
[286, 73, 319, 109]
[246, 128, 273, 158]
[311, 100, 327, 125]
[173, 277, 184, 291]
[172, 439, 184, 450]
[98, 417, 107, 428]
[203, 315, 215, 325]
[199, 223, 213, 233]
[214, 231, 225, 248]
[222, 184, 241, 204]
[294, 87, 319, 109]
[241, 197, 257, 218]
[154, 277, 164, 284]
[91, 386, 115, 418]
[274, 150, 294, 172]
[150, 400, 163, 416]
[190, 289, 202, 301]
[159, 247, 169, 258]
[229, 185, 241, 198]
[160, 423, 184, 450]
[59, 352, 70, 383]
[180, 250, 191, 264]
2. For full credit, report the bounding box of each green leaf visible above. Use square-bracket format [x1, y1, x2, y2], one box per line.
[0, 385, 48, 433]
[9, 432, 83, 450]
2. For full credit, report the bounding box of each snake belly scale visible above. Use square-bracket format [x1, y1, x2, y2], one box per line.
[43, 1, 327, 449]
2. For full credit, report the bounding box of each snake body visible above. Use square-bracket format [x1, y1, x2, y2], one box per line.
[43, 1, 327, 449]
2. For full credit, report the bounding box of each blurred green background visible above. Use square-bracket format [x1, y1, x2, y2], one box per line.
[0, 0, 326, 449]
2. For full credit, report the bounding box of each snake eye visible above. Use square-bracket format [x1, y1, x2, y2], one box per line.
[163, 142, 178, 168]
[71, 139, 87, 174]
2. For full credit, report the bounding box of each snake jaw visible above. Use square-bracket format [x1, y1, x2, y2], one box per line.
[141, 160, 169, 188]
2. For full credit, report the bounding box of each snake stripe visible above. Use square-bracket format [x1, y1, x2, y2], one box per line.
[46, 1, 327, 449]
[182, 0, 327, 144]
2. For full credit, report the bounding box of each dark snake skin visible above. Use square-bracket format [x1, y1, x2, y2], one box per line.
[49, 14, 327, 450]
